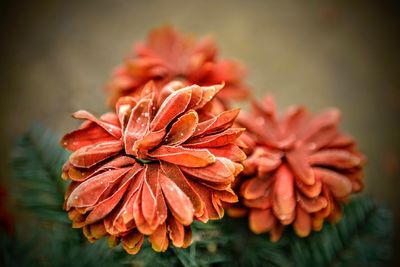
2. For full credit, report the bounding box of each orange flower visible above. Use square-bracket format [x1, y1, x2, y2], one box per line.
[106, 26, 249, 107]
[61, 82, 245, 254]
[229, 96, 365, 241]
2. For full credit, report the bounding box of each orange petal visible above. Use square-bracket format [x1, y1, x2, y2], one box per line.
[160, 162, 204, 217]
[184, 128, 245, 148]
[280, 106, 308, 136]
[189, 84, 224, 110]
[67, 167, 131, 209]
[69, 140, 124, 168]
[298, 195, 328, 213]
[150, 87, 192, 131]
[272, 165, 296, 222]
[168, 216, 185, 247]
[69, 156, 136, 182]
[122, 230, 144, 255]
[193, 108, 240, 137]
[270, 223, 284, 242]
[314, 168, 352, 198]
[240, 177, 271, 200]
[182, 226, 192, 248]
[300, 108, 340, 145]
[327, 200, 343, 224]
[293, 206, 311, 237]
[180, 158, 235, 185]
[308, 149, 362, 169]
[243, 194, 272, 209]
[116, 96, 137, 131]
[295, 177, 322, 198]
[159, 172, 194, 225]
[188, 181, 220, 220]
[286, 148, 315, 185]
[327, 133, 354, 148]
[150, 146, 215, 167]
[214, 188, 238, 203]
[165, 110, 198, 146]
[148, 223, 169, 252]
[206, 144, 247, 162]
[72, 110, 122, 138]
[249, 208, 275, 234]
[132, 129, 165, 156]
[61, 123, 117, 151]
[124, 98, 153, 155]
[141, 165, 158, 228]
[85, 173, 132, 224]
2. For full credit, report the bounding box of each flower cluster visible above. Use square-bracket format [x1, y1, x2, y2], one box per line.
[106, 26, 249, 107]
[228, 96, 365, 241]
[61, 26, 365, 254]
[61, 82, 244, 253]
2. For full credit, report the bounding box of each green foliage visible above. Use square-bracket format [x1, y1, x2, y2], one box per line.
[2, 125, 393, 267]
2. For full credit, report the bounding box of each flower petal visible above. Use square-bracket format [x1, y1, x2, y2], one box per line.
[150, 146, 215, 167]
[148, 223, 169, 252]
[206, 144, 246, 162]
[193, 108, 240, 137]
[67, 167, 131, 209]
[164, 110, 198, 146]
[249, 208, 275, 234]
[150, 87, 192, 131]
[69, 140, 124, 168]
[72, 110, 122, 138]
[167, 216, 185, 247]
[184, 128, 245, 148]
[293, 206, 311, 237]
[85, 171, 133, 224]
[314, 168, 352, 198]
[61, 123, 117, 151]
[124, 98, 153, 155]
[286, 148, 315, 185]
[160, 162, 204, 217]
[308, 149, 362, 169]
[240, 177, 272, 200]
[272, 165, 296, 222]
[116, 96, 137, 131]
[141, 165, 158, 228]
[159, 172, 194, 225]
[122, 230, 144, 255]
[300, 108, 340, 144]
[298, 194, 328, 213]
[180, 158, 235, 184]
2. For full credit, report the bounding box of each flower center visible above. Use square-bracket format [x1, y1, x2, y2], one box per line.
[135, 157, 155, 165]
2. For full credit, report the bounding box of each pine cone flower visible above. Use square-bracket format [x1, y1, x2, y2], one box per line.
[61, 82, 245, 254]
[230, 96, 365, 241]
[106, 26, 249, 107]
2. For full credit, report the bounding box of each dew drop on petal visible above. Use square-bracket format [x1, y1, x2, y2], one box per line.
[309, 142, 317, 150]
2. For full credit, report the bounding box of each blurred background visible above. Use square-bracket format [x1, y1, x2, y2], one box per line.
[0, 0, 399, 256]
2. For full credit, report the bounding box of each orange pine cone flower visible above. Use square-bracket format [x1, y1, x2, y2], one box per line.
[106, 26, 249, 107]
[61, 82, 245, 254]
[229, 96, 365, 241]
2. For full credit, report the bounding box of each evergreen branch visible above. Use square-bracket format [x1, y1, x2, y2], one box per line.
[289, 196, 393, 267]
[10, 124, 69, 223]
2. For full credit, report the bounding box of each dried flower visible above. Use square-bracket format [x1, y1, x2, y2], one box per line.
[106, 26, 249, 107]
[61, 82, 245, 254]
[229, 96, 365, 241]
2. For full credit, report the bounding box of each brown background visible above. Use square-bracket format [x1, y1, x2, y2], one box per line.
[1, 0, 399, 254]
